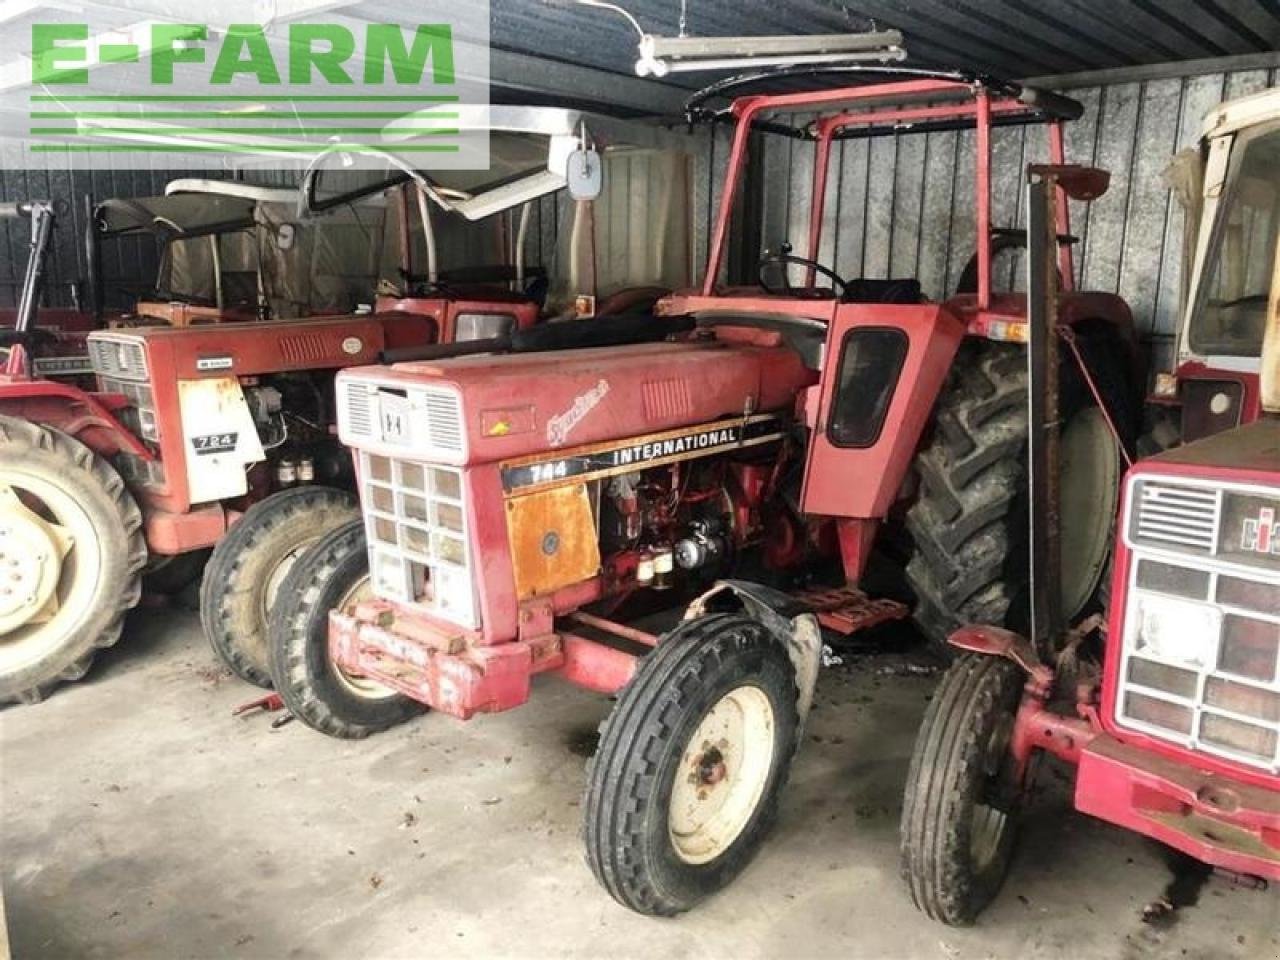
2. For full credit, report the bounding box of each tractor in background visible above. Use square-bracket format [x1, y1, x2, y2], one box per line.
[1, 106, 692, 703]
[1154, 85, 1280, 445]
[264, 69, 1142, 917]
[900, 92, 1279, 923]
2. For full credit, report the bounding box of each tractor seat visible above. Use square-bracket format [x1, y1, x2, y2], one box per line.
[841, 278, 923, 304]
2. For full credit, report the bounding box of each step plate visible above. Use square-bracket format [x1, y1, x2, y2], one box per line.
[792, 587, 908, 636]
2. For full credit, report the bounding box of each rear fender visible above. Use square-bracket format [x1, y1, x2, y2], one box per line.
[684, 579, 823, 737]
[0, 379, 150, 460]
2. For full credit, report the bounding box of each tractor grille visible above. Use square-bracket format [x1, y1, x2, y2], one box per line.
[1118, 475, 1280, 773]
[1130, 480, 1221, 554]
[358, 451, 476, 628]
[340, 381, 377, 439]
[88, 334, 148, 381]
[337, 376, 465, 461]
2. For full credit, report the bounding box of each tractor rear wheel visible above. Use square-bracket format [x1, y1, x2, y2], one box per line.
[267, 519, 422, 739]
[200, 486, 358, 687]
[0, 415, 146, 703]
[904, 333, 1135, 654]
[900, 654, 1025, 925]
[582, 614, 798, 916]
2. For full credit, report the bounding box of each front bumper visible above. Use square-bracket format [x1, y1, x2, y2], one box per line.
[1075, 734, 1280, 880]
[329, 604, 554, 720]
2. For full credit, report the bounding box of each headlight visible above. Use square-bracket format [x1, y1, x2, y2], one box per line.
[1126, 594, 1221, 668]
[454, 313, 516, 342]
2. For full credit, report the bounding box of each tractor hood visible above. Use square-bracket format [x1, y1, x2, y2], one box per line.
[335, 339, 816, 466]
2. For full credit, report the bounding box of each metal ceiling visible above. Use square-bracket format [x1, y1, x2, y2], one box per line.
[491, 0, 1280, 113]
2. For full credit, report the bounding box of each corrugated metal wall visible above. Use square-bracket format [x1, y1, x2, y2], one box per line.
[699, 67, 1279, 370]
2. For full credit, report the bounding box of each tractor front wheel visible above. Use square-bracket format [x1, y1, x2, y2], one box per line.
[582, 614, 799, 916]
[268, 519, 422, 739]
[0, 416, 146, 703]
[900, 654, 1025, 926]
[200, 486, 358, 687]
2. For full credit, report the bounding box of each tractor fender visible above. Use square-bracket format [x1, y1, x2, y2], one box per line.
[0, 379, 151, 460]
[683, 579, 823, 734]
[949, 624, 1055, 697]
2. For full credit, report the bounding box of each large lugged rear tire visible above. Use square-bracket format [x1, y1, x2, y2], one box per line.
[268, 519, 422, 739]
[904, 332, 1137, 653]
[905, 343, 1028, 647]
[583, 614, 799, 916]
[200, 486, 358, 687]
[0, 415, 146, 703]
[900, 654, 1024, 926]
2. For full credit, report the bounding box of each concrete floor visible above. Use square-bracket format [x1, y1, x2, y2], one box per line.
[1, 606, 1276, 960]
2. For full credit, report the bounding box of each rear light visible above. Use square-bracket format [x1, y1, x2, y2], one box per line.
[1116, 474, 1280, 773]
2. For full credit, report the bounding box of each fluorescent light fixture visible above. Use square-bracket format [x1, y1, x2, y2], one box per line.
[570, 0, 906, 78]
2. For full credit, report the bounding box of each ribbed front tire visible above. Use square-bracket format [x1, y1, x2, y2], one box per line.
[583, 614, 798, 916]
[200, 486, 358, 687]
[900, 654, 1025, 925]
[267, 519, 422, 739]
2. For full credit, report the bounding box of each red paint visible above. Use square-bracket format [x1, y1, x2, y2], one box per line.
[700, 78, 1060, 298]
[1075, 735, 1280, 880]
[801, 303, 966, 523]
[954, 420, 1280, 883]
[330, 609, 541, 721]
[557, 634, 639, 694]
[346, 339, 816, 465]
[1099, 427, 1280, 793]
[143, 504, 227, 555]
[975, 91, 993, 310]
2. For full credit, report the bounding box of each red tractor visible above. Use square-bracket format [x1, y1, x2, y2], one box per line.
[0, 106, 694, 704]
[265, 70, 1143, 916]
[0, 133, 551, 702]
[901, 94, 1279, 926]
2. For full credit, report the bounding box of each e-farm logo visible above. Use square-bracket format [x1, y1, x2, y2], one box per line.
[15, 3, 489, 169]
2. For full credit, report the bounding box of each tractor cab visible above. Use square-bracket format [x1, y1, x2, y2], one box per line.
[1161, 86, 1280, 442]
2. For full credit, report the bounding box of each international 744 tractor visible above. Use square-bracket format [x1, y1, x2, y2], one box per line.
[267, 70, 1146, 916]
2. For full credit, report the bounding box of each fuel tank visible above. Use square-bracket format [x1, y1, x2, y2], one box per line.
[336, 339, 817, 465]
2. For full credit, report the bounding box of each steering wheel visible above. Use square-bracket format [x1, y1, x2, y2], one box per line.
[758, 248, 848, 298]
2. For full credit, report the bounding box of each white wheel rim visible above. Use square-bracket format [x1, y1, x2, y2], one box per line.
[0, 475, 103, 673]
[261, 541, 313, 622]
[668, 685, 776, 866]
[329, 574, 398, 701]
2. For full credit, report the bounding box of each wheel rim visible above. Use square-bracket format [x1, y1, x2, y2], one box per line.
[970, 713, 1015, 873]
[329, 574, 398, 701]
[1059, 407, 1122, 619]
[0, 476, 102, 672]
[261, 541, 314, 623]
[668, 684, 776, 866]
